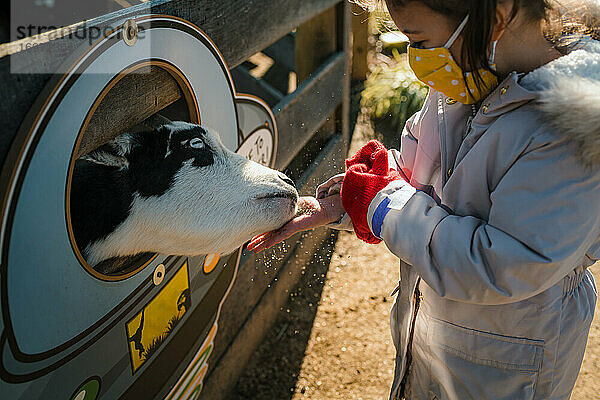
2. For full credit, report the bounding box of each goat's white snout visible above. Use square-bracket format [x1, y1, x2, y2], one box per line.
[240, 158, 298, 207]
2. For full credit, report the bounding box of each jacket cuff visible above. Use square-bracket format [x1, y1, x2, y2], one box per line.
[367, 180, 417, 239]
[388, 149, 399, 171]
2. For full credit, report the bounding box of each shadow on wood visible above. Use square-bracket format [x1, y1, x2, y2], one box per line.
[230, 231, 340, 400]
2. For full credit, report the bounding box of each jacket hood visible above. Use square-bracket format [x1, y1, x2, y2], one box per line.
[520, 39, 600, 166]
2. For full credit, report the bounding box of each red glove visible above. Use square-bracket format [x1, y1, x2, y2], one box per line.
[345, 140, 387, 169]
[341, 148, 404, 244]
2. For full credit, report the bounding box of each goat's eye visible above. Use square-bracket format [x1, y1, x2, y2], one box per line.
[188, 138, 205, 149]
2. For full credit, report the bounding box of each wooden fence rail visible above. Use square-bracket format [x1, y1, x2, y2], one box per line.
[0, 0, 341, 165]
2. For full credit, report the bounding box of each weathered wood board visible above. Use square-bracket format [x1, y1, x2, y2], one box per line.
[0, 0, 340, 165]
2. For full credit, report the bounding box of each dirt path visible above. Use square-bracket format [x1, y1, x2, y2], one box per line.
[284, 232, 400, 400]
[233, 226, 600, 400]
[232, 118, 600, 400]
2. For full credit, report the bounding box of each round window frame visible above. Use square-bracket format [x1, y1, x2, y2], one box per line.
[65, 59, 200, 282]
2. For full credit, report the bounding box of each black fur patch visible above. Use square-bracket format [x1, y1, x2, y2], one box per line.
[127, 125, 215, 197]
[71, 159, 134, 254]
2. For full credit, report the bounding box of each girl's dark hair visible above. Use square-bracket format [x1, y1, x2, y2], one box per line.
[357, 0, 599, 94]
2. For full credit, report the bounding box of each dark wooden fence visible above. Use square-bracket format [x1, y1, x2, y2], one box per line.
[0, 0, 352, 164]
[0, 0, 369, 398]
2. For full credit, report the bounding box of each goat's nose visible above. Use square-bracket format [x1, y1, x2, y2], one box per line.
[278, 173, 295, 188]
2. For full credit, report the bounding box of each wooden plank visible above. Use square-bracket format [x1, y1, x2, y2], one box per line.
[294, 4, 338, 152]
[273, 51, 346, 171]
[78, 65, 183, 157]
[262, 62, 292, 96]
[337, 1, 352, 153]
[0, 0, 342, 166]
[295, 6, 337, 82]
[351, 2, 370, 81]
[201, 134, 345, 400]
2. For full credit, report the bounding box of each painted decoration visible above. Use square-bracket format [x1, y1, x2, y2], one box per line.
[69, 377, 101, 400]
[237, 127, 274, 166]
[164, 324, 217, 400]
[126, 262, 191, 373]
[0, 15, 277, 400]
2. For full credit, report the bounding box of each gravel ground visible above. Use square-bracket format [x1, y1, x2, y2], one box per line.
[231, 115, 600, 400]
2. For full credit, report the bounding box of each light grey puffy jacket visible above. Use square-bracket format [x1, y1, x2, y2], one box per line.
[348, 40, 600, 400]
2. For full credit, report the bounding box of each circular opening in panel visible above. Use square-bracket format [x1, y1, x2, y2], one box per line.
[66, 60, 199, 281]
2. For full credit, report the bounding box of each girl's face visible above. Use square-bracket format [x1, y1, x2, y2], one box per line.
[386, 1, 466, 66]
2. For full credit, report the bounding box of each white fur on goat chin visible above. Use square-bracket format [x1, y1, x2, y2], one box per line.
[71, 121, 298, 269]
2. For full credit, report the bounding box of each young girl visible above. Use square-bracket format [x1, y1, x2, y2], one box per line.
[248, 0, 600, 398]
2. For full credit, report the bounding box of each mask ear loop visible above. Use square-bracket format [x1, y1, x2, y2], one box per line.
[444, 14, 469, 49]
[489, 40, 498, 71]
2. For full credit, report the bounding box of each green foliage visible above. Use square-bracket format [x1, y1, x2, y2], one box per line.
[361, 49, 428, 134]
[371, 9, 398, 34]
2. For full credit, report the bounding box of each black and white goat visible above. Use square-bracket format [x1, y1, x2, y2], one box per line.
[71, 121, 298, 273]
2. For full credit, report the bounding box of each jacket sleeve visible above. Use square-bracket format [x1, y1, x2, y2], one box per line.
[367, 130, 600, 305]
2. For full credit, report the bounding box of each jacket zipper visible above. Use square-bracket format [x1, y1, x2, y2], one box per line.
[442, 97, 477, 187]
[397, 277, 422, 399]
[463, 104, 477, 140]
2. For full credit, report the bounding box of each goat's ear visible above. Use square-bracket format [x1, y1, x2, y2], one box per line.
[144, 113, 172, 130]
[80, 145, 129, 168]
[79, 133, 137, 168]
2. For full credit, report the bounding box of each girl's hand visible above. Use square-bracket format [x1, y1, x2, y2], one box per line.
[315, 173, 345, 199]
[247, 195, 345, 253]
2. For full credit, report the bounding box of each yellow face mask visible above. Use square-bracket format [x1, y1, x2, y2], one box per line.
[408, 15, 498, 104]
